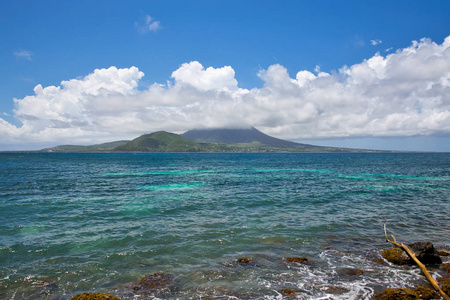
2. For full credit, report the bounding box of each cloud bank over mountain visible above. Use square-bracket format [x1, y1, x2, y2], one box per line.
[1, 36, 449, 149]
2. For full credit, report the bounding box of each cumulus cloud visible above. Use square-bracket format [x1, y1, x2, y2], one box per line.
[1, 36, 450, 149]
[370, 39, 382, 46]
[171, 61, 238, 91]
[14, 49, 33, 60]
[136, 15, 162, 33]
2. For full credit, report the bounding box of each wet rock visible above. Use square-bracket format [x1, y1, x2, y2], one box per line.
[437, 277, 450, 295]
[280, 288, 297, 295]
[284, 256, 308, 264]
[129, 272, 175, 295]
[438, 249, 450, 256]
[413, 286, 439, 299]
[375, 288, 416, 300]
[237, 257, 251, 264]
[382, 248, 412, 265]
[321, 285, 350, 295]
[374, 286, 439, 300]
[442, 263, 450, 273]
[382, 242, 442, 265]
[71, 293, 121, 300]
[408, 242, 442, 265]
[339, 268, 364, 276]
[375, 258, 387, 265]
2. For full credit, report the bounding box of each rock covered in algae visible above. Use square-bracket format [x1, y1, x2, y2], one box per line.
[374, 286, 439, 300]
[236, 257, 251, 264]
[437, 277, 450, 295]
[71, 293, 121, 300]
[382, 242, 442, 266]
[284, 256, 309, 264]
[129, 272, 175, 294]
[382, 248, 412, 265]
[280, 288, 297, 295]
[441, 262, 450, 273]
[338, 267, 364, 276]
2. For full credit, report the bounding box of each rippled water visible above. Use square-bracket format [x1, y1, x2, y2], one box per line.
[0, 153, 449, 299]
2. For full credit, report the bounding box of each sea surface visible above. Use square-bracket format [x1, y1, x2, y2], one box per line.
[0, 152, 449, 299]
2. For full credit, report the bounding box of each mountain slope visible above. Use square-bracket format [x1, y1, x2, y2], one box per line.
[113, 131, 207, 152]
[182, 127, 322, 149]
[39, 128, 376, 153]
[42, 140, 129, 152]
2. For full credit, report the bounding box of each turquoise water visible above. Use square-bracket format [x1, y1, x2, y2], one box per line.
[0, 153, 449, 299]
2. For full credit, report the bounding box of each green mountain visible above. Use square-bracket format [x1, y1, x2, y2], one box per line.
[41, 128, 377, 153]
[182, 127, 320, 149]
[113, 131, 210, 152]
[42, 140, 129, 152]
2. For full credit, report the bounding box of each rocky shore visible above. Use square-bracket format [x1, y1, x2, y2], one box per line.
[68, 242, 450, 300]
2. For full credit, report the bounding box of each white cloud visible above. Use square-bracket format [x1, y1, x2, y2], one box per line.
[370, 39, 382, 46]
[171, 61, 238, 91]
[13, 49, 33, 60]
[1, 36, 450, 149]
[136, 15, 162, 33]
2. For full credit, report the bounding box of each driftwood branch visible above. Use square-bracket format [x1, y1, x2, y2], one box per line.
[384, 227, 449, 300]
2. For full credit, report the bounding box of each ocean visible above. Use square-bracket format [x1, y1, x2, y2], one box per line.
[0, 152, 449, 299]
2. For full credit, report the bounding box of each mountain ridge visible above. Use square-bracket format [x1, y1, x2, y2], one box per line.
[39, 128, 379, 153]
[182, 127, 316, 148]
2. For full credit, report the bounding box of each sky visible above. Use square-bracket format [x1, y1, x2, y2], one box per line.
[1, 0, 450, 151]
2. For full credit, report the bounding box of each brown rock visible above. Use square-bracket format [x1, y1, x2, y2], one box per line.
[382, 242, 442, 266]
[375, 258, 387, 265]
[281, 288, 297, 295]
[441, 263, 450, 273]
[438, 249, 450, 256]
[321, 285, 350, 294]
[131, 272, 175, 294]
[381, 248, 412, 265]
[284, 257, 308, 264]
[340, 268, 364, 276]
[237, 257, 251, 264]
[71, 293, 121, 300]
[374, 288, 417, 300]
[374, 286, 439, 300]
[413, 286, 439, 299]
[437, 277, 450, 295]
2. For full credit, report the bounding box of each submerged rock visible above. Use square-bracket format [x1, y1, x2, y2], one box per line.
[382, 242, 442, 265]
[236, 257, 251, 264]
[284, 257, 309, 264]
[129, 272, 175, 295]
[71, 293, 121, 300]
[374, 286, 439, 300]
[339, 267, 364, 276]
[321, 285, 350, 295]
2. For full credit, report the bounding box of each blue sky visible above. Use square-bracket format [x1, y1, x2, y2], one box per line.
[1, 0, 450, 151]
